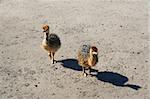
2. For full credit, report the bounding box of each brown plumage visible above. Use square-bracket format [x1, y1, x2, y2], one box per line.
[77, 44, 98, 76]
[41, 25, 61, 64]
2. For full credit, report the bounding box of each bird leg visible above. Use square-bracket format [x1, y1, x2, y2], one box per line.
[51, 52, 55, 64]
[82, 67, 87, 77]
[88, 67, 92, 75]
[48, 52, 52, 60]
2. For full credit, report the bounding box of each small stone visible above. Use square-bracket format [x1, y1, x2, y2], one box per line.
[7, 73, 10, 75]
[15, 36, 19, 38]
[137, 52, 140, 54]
[145, 60, 148, 63]
[16, 89, 19, 91]
[2, 91, 6, 94]
[25, 83, 30, 87]
[35, 85, 38, 87]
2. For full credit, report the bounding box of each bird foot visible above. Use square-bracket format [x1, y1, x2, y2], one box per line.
[51, 60, 56, 64]
[82, 73, 87, 77]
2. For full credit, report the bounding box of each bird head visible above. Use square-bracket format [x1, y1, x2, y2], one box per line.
[90, 46, 98, 55]
[42, 24, 49, 33]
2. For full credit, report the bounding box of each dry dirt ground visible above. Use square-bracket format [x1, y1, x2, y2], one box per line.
[0, 0, 149, 99]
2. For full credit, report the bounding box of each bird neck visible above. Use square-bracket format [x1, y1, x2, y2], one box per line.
[44, 31, 49, 41]
[89, 53, 98, 66]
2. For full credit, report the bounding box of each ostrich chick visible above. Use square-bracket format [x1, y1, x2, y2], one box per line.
[78, 44, 98, 77]
[41, 25, 61, 64]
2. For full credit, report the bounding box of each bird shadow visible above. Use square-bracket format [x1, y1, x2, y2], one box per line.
[94, 71, 141, 90]
[57, 58, 141, 90]
[57, 58, 82, 71]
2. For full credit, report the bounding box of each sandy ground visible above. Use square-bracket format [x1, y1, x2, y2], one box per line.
[0, 0, 149, 99]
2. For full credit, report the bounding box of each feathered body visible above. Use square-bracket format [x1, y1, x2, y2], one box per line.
[42, 33, 61, 52]
[78, 44, 98, 76]
[41, 25, 61, 64]
[78, 45, 90, 67]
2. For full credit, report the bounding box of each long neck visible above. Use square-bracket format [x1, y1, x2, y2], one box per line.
[43, 31, 49, 41]
[89, 53, 98, 66]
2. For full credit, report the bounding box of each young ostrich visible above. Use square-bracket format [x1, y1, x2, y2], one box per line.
[78, 44, 98, 77]
[41, 25, 61, 64]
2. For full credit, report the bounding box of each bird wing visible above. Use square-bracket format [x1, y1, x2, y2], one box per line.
[78, 44, 90, 64]
[47, 33, 61, 48]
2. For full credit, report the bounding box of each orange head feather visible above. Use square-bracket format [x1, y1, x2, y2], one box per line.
[91, 46, 98, 52]
[42, 24, 49, 32]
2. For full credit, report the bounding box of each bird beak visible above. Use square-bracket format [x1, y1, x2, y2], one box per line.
[92, 52, 98, 55]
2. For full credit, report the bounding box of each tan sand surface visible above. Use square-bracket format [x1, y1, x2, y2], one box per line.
[0, 0, 149, 99]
